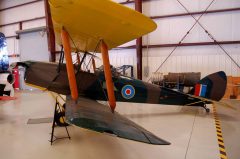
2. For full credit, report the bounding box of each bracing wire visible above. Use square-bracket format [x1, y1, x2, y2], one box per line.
[176, 0, 240, 70]
[147, 0, 216, 82]
[85, 39, 102, 71]
[66, 30, 99, 72]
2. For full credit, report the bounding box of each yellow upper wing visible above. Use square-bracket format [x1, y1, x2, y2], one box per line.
[49, 0, 157, 52]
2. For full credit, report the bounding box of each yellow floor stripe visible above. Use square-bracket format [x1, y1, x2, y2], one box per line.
[213, 104, 228, 159]
[218, 142, 225, 146]
[218, 136, 224, 141]
[219, 147, 226, 153]
[220, 154, 228, 159]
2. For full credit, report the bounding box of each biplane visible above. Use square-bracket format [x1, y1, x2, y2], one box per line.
[0, 32, 15, 100]
[13, 0, 227, 145]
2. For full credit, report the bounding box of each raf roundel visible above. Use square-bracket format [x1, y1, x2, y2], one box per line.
[121, 85, 135, 99]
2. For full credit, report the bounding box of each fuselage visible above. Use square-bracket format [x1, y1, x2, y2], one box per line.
[19, 61, 202, 106]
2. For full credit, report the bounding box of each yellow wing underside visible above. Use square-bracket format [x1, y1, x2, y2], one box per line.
[49, 0, 157, 53]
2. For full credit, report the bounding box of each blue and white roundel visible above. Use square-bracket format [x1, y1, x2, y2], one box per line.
[121, 85, 135, 99]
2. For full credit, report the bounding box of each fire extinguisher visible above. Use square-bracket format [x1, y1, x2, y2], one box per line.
[12, 67, 19, 89]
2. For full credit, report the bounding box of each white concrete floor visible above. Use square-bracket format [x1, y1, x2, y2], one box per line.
[0, 91, 223, 159]
[217, 99, 240, 159]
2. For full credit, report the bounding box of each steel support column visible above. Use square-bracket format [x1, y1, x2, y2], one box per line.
[135, 0, 143, 80]
[44, 0, 56, 62]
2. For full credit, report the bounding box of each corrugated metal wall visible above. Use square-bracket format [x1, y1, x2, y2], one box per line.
[110, 0, 240, 80]
[0, 0, 46, 63]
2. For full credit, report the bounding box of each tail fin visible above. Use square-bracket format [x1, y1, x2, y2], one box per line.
[189, 71, 227, 101]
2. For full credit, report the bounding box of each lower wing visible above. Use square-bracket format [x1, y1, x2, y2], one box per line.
[65, 96, 170, 145]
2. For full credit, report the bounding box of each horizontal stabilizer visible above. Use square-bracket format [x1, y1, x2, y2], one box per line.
[65, 96, 170, 145]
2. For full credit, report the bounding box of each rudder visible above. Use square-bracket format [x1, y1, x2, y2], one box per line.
[190, 71, 227, 101]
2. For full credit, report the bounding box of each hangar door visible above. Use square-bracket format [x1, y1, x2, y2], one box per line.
[17, 26, 49, 61]
[16, 26, 50, 90]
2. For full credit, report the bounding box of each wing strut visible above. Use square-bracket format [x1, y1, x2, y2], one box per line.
[61, 27, 78, 101]
[100, 40, 116, 112]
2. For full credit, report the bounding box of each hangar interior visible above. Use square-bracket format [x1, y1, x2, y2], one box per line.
[0, 0, 240, 159]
